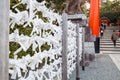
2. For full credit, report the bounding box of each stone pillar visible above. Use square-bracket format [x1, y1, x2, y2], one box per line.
[62, 13, 68, 80]
[0, 0, 9, 80]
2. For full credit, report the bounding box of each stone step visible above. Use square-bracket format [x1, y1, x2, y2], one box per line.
[103, 32, 113, 33]
[101, 37, 112, 39]
[100, 38, 110, 40]
[100, 45, 120, 48]
[100, 48, 120, 51]
[101, 51, 120, 54]
[102, 35, 112, 36]
[100, 42, 120, 45]
[100, 41, 120, 44]
[106, 26, 119, 29]
[100, 45, 120, 47]
[100, 39, 120, 42]
[100, 27, 120, 54]
[103, 35, 112, 36]
[100, 39, 120, 41]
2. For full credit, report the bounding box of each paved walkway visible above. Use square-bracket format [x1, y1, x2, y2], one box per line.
[109, 54, 120, 71]
[69, 54, 120, 80]
[79, 54, 120, 80]
[69, 26, 120, 80]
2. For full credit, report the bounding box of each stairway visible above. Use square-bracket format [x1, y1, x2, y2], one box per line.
[100, 26, 120, 54]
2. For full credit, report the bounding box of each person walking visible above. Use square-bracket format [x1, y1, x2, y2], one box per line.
[100, 27, 104, 38]
[111, 30, 118, 47]
[103, 22, 106, 30]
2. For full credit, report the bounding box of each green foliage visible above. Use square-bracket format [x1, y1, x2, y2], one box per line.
[36, 11, 49, 22]
[47, 57, 50, 64]
[37, 0, 66, 13]
[9, 42, 51, 59]
[41, 42, 50, 52]
[52, 19, 59, 26]
[45, 29, 54, 36]
[42, 58, 46, 65]
[102, 12, 120, 23]
[9, 42, 35, 58]
[118, 16, 120, 20]
[10, 0, 19, 8]
[10, 0, 27, 13]
[10, 23, 33, 36]
[9, 42, 21, 58]
[45, 2, 51, 8]
[100, 0, 120, 23]
[16, 4, 27, 11]
[17, 45, 35, 58]
[41, 57, 50, 66]
[52, 2, 66, 13]
[35, 47, 39, 53]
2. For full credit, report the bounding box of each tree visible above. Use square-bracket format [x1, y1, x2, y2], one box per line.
[36, 0, 66, 13]
[100, 0, 120, 24]
[37, 0, 88, 14]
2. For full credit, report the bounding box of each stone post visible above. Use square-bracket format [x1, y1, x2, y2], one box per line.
[62, 13, 68, 80]
[0, 0, 9, 80]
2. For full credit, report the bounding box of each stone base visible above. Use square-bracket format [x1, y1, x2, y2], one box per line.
[80, 53, 95, 67]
